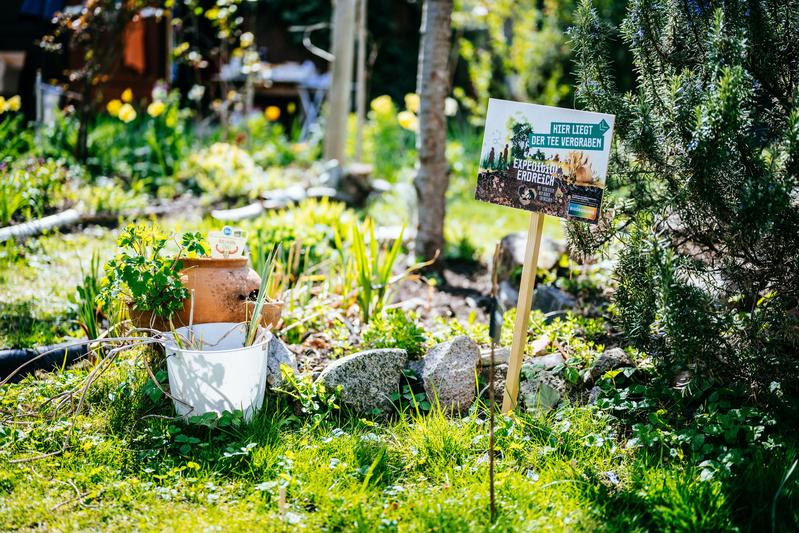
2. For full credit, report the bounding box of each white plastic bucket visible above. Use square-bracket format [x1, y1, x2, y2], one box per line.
[164, 323, 271, 421]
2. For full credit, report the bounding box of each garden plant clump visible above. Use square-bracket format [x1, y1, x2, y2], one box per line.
[0, 0, 798, 530]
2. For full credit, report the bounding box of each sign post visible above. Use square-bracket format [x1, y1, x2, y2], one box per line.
[501, 211, 544, 412]
[475, 98, 615, 413]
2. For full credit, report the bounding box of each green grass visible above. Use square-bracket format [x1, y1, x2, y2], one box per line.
[1, 358, 795, 531]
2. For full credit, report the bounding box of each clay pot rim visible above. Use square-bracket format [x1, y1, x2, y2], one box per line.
[179, 256, 249, 268]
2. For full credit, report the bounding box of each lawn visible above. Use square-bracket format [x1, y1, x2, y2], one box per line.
[0, 364, 765, 532]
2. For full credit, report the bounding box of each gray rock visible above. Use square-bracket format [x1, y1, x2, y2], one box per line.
[498, 282, 576, 314]
[421, 336, 480, 413]
[518, 365, 567, 411]
[533, 285, 577, 313]
[585, 347, 633, 383]
[316, 349, 407, 414]
[266, 337, 298, 389]
[497, 233, 566, 278]
[527, 351, 566, 370]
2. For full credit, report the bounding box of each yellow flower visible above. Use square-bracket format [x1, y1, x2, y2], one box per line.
[186, 461, 200, 470]
[121, 88, 133, 103]
[287, 102, 296, 114]
[118, 103, 137, 123]
[6, 95, 21, 112]
[397, 110, 418, 131]
[0, 96, 6, 114]
[404, 93, 420, 114]
[147, 100, 166, 118]
[106, 99, 122, 117]
[265, 106, 281, 121]
[165, 112, 178, 128]
[370, 95, 393, 115]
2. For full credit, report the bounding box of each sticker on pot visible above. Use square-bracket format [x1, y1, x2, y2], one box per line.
[209, 227, 248, 258]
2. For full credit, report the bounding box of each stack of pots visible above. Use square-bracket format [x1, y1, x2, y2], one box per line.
[130, 257, 282, 331]
[131, 257, 283, 421]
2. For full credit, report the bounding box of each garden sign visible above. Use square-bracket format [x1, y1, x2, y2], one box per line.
[475, 98, 615, 412]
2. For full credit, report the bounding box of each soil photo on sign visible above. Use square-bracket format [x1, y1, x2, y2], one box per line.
[475, 99, 615, 224]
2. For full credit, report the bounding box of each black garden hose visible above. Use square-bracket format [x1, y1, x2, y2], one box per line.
[0, 341, 89, 382]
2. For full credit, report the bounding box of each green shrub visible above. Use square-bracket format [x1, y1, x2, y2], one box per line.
[176, 142, 282, 204]
[362, 309, 427, 359]
[571, 0, 799, 397]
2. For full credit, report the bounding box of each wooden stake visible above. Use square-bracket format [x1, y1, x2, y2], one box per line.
[501, 212, 545, 413]
[354, 0, 367, 162]
[324, 0, 356, 164]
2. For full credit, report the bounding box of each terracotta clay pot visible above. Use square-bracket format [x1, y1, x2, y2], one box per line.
[246, 300, 284, 329]
[129, 257, 262, 330]
[177, 257, 262, 326]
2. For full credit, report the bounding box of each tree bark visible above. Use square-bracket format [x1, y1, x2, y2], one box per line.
[414, 0, 453, 264]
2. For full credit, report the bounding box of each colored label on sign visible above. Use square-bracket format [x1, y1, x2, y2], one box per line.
[475, 99, 615, 223]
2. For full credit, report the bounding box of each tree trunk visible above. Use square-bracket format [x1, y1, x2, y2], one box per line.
[414, 0, 452, 264]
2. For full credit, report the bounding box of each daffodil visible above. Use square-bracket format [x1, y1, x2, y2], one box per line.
[265, 106, 281, 121]
[0, 96, 6, 114]
[6, 95, 21, 112]
[106, 99, 122, 117]
[118, 103, 137, 123]
[397, 110, 418, 131]
[404, 93, 420, 114]
[147, 100, 166, 118]
[370, 95, 393, 115]
[121, 88, 133, 103]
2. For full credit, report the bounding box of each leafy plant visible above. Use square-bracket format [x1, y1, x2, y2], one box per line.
[595, 372, 782, 480]
[0, 171, 26, 226]
[276, 366, 341, 427]
[361, 309, 427, 358]
[334, 218, 405, 323]
[98, 224, 208, 322]
[69, 251, 104, 341]
[390, 369, 431, 412]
